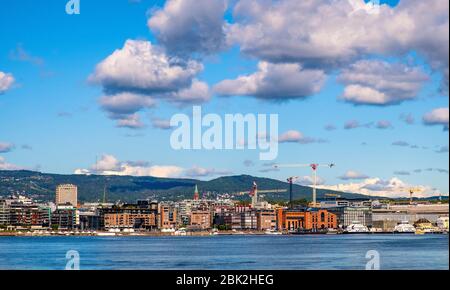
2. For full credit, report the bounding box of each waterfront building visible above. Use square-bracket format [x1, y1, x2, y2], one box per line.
[190, 210, 212, 229]
[276, 208, 337, 232]
[159, 203, 178, 229]
[56, 184, 78, 207]
[51, 205, 77, 230]
[319, 198, 372, 208]
[0, 199, 11, 226]
[9, 200, 47, 228]
[213, 206, 257, 230]
[79, 211, 101, 231]
[256, 209, 276, 231]
[327, 206, 372, 228]
[372, 204, 449, 231]
[213, 206, 277, 231]
[177, 199, 203, 225]
[102, 200, 158, 230]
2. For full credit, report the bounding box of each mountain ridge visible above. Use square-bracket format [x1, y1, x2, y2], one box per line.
[0, 170, 371, 202]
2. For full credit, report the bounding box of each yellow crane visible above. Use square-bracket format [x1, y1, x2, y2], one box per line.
[407, 188, 423, 204]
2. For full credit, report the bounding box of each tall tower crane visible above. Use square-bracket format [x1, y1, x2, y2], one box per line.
[407, 188, 423, 205]
[240, 182, 287, 208]
[275, 163, 335, 207]
[287, 176, 300, 209]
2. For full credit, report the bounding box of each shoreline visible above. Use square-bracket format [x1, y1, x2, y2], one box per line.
[1, 230, 448, 237]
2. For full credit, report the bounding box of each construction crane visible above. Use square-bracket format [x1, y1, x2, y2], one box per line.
[406, 188, 423, 205]
[286, 176, 300, 209]
[240, 182, 287, 208]
[275, 163, 335, 207]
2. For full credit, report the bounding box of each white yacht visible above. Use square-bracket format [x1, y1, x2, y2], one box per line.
[345, 221, 369, 233]
[394, 221, 416, 233]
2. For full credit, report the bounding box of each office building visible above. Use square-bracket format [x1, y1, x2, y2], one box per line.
[56, 184, 78, 207]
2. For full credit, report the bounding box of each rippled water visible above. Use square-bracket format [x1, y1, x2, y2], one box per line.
[0, 234, 448, 270]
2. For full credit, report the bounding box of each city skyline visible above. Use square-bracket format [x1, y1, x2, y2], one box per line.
[0, 0, 449, 198]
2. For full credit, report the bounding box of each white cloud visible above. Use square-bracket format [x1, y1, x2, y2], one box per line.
[148, 0, 228, 56]
[214, 61, 325, 101]
[338, 60, 428, 106]
[90, 40, 211, 128]
[295, 175, 326, 186]
[228, 0, 448, 82]
[318, 177, 436, 198]
[99, 92, 157, 116]
[0, 156, 21, 170]
[115, 113, 146, 129]
[75, 154, 229, 179]
[0, 71, 15, 94]
[168, 79, 211, 105]
[423, 107, 449, 131]
[151, 117, 172, 130]
[339, 170, 369, 180]
[0, 142, 15, 153]
[376, 120, 393, 129]
[90, 40, 203, 94]
[278, 130, 326, 144]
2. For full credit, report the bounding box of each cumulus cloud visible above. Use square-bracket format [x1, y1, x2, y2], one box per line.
[423, 107, 449, 131]
[338, 60, 428, 106]
[339, 170, 369, 180]
[0, 142, 15, 153]
[148, 0, 228, 56]
[184, 166, 232, 178]
[214, 62, 326, 101]
[0, 156, 21, 170]
[168, 79, 211, 105]
[90, 40, 203, 94]
[228, 0, 448, 83]
[151, 117, 172, 130]
[115, 113, 146, 129]
[99, 92, 157, 116]
[278, 130, 326, 144]
[318, 176, 436, 198]
[75, 154, 229, 179]
[0, 71, 15, 94]
[376, 120, 393, 129]
[90, 40, 211, 128]
[295, 175, 326, 186]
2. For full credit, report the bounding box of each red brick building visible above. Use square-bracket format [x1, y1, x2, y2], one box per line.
[276, 208, 337, 231]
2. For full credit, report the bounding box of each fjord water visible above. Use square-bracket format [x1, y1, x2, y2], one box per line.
[0, 235, 448, 270]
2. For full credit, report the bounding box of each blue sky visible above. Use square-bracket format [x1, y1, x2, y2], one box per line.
[0, 0, 448, 197]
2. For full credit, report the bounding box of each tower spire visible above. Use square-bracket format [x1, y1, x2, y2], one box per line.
[194, 184, 199, 200]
